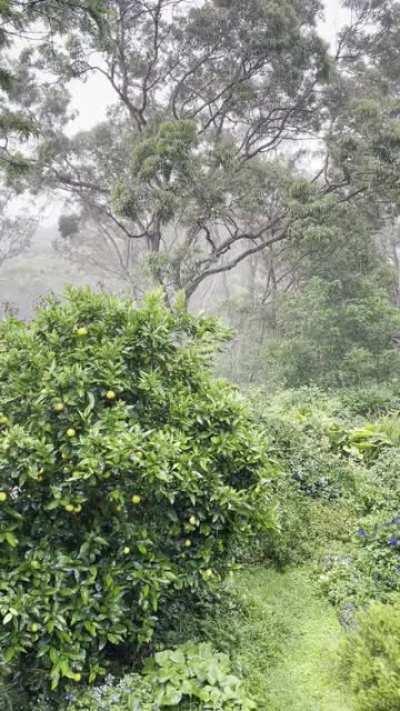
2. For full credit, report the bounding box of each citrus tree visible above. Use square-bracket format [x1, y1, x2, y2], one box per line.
[0, 288, 272, 697]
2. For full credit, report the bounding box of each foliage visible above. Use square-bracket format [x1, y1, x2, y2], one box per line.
[9, 0, 341, 301]
[319, 509, 400, 609]
[58, 214, 80, 240]
[318, 443, 400, 609]
[0, 288, 272, 698]
[64, 642, 255, 710]
[265, 276, 400, 389]
[339, 598, 400, 711]
[338, 383, 400, 417]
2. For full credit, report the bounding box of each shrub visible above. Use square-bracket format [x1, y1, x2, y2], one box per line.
[319, 511, 400, 608]
[339, 599, 400, 710]
[0, 288, 272, 698]
[356, 449, 400, 516]
[65, 642, 255, 710]
[339, 383, 400, 417]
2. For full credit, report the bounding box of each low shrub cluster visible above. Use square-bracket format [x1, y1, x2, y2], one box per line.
[339, 598, 400, 710]
[64, 642, 255, 710]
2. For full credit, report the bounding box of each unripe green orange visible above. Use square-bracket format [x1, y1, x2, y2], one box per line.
[131, 495, 141, 505]
[53, 402, 65, 413]
[0, 492, 7, 502]
[123, 546, 130, 555]
[65, 504, 74, 513]
[66, 428, 76, 438]
[76, 327, 88, 337]
[31, 623, 39, 633]
[105, 390, 116, 401]
[184, 539, 192, 547]
[189, 515, 197, 526]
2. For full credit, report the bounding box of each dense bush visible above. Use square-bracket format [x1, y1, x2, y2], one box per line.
[264, 277, 400, 388]
[339, 383, 400, 417]
[339, 599, 400, 710]
[356, 449, 400, 516]
[319, 510, 400, 608]
[0, 288, 272, 698]
[258, 393, 358, 503]
[65, 642, 255, 710]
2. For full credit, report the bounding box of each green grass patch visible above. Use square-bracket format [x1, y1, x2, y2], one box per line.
[221, 566, 354, 710]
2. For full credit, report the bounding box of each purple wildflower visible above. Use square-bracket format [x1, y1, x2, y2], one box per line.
[356, 528, 368, 538]
[388, 535, 399, 547]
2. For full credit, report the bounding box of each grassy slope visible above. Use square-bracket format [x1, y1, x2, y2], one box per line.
[227, 566, 353, 710]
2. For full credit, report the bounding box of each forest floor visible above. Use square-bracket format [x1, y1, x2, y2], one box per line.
[226, 566, 354, 710]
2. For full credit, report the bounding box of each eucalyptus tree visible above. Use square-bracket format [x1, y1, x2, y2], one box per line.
[10, 0, 400, 303]
[0, 1, 106, 167]
[0, 1, 108, 273]
[25, 0, 335, 301]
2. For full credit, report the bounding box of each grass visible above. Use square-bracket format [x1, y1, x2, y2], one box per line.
[218, 566, 354, 710]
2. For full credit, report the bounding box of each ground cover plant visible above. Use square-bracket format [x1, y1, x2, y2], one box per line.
[0, 288, 273, 705]
[65, 642, 255, 710]
[339, 598, 400, 711]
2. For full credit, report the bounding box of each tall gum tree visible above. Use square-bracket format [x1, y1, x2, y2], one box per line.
[12, 0, 400, 302]
[22, 0, 335, 301]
